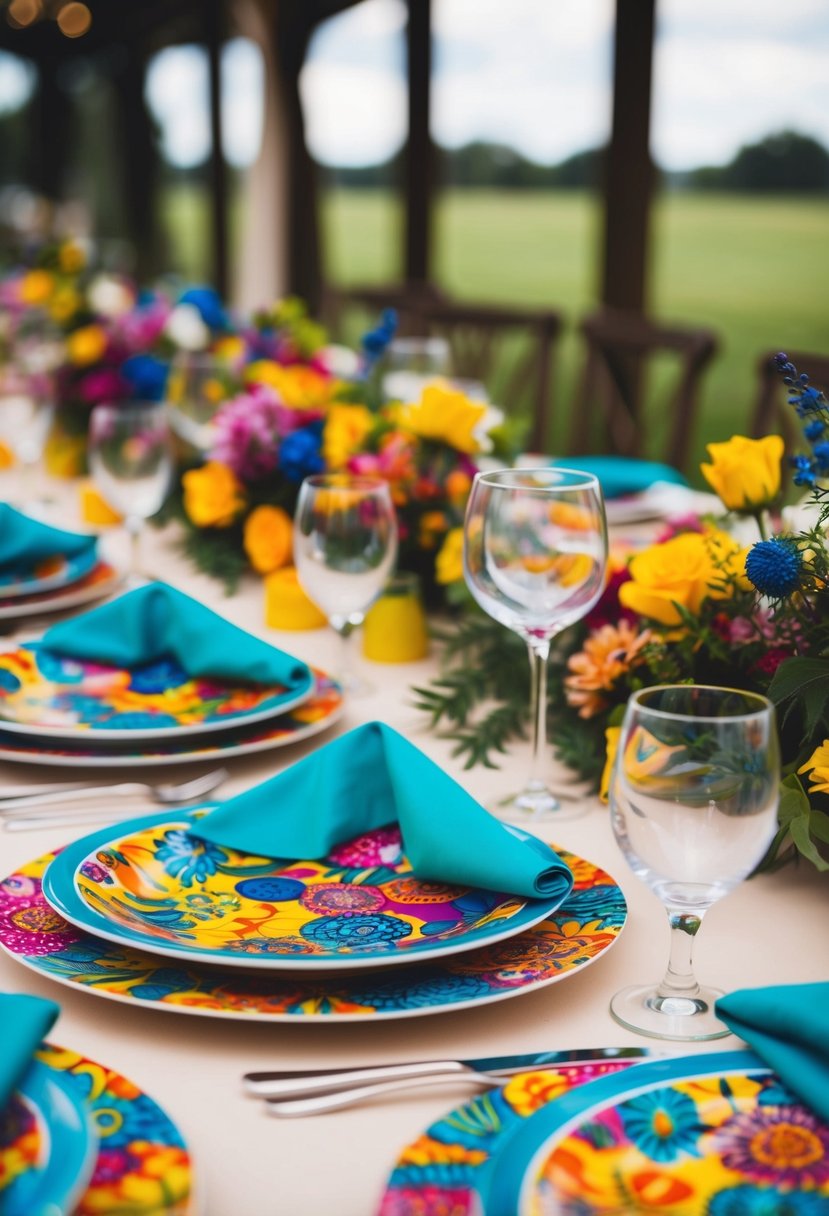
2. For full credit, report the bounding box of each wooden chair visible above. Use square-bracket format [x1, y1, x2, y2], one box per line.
[752, 349, 829, 452]
[322, 283, 564, 452]
[568, 308, 719, 473]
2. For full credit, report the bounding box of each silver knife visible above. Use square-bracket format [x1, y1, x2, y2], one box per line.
[244, 1046, 649, 1100]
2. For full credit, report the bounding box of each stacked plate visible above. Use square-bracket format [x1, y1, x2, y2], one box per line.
[0, 1043, 195, 1215]
[0, 528, 126, 624]
[0, 806, 628, 1024]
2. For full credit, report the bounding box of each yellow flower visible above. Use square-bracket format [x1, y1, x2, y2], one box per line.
[48, 286, 81, 324]
[213, 335, 245, 361]
[182, 461, 246, 528]
[701, 434, 785, 512]
[58, 240, 85, 273]
[203, 376, 226, 403]
[436, 527, 464, 584]
[322, 403, 373, 469]
[67, 324, 107, 367]
[400, 383, 487, 454]
[798, 740, 829, 795]
[599, 726, 621, 803]
[246, 360, 333, 409]
[19, 269, 54, 306]
[619, 529, 747, 626]
[243, 504, 293, 574]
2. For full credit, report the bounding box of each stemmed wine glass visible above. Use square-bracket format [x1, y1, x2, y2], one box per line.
[463, 467, 608, 821]
[88, 403, 174, 580]
[167, 352, 239, 453]
[609, 684, 780, 1040]
[293, 474, 398, 694]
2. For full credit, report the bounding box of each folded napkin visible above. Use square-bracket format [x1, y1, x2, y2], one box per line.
[193, 722, 574, 900]
[716, 983, 829, 1121]
[0, 991, 60, 1111]
[0, 503, 96, 571]
[549, 456, 688, 499]
[42, 582, 311, 690]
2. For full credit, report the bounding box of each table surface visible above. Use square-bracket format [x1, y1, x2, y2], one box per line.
[1, 489, 827, 1216]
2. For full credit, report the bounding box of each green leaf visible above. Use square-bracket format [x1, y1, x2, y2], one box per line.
[767, 657, 829, 735]
[777, 774, 829, 871]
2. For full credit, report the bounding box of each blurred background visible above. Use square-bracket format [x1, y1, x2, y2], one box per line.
[0, 0, 826, 471]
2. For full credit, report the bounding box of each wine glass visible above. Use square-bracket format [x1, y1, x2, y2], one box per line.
[609, 684, 780, 1040]
[293, 474, 398, 695]
[166, 352, 239, 453]
[88, 402, 174, 579]
[463, 467, 608, 821]
[383, 336, 451, 404]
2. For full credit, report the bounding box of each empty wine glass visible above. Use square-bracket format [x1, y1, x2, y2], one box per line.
[293, 474, 398, 695]
[166, 352, 239, 452]
[609, 684, 780, 1040]
[0, 364, 55, 505]
[383, 336, 451, 404]
[463, 467, 608, 822]
[88, 402, 173, 579]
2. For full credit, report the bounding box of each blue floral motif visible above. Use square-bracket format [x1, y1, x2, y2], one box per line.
[300, 912, 412, 950]
[155, 829, 227, 887]
[555, 885, 627, 929]
[88, 1091, 184, 1149]
[619, 1087, 701, 1163]
[708, 1184, 829, 1215]
[128, 658, 187, 694]
[53, 694, 113, 723]
[0, 668, 20, 693]
[234, 877, 305, 902]
[353, 973, 492, 1010]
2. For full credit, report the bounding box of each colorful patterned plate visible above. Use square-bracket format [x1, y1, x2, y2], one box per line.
[0, 1056, 96, 1216]
[0, 559, 126, 621]
[35, 1043, 193, 1215]
[0, 669, 344, 767]
[43, 811, 572, 971]
[379, 1051, 829, 1215]
[0, 845, 625, 1020]
[0, 546, 99, 599]
[0, 640, 315, 740]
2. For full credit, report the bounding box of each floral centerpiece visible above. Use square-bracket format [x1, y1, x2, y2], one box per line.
[416, 354, 829, 872]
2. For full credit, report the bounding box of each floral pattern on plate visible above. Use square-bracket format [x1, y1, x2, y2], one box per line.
[0, 640, 313, 739]
[0, 559, 125, 620]
[48, 813, 570, 970]
[0, 847, 626, 1020]
[0, 546, 98, 599]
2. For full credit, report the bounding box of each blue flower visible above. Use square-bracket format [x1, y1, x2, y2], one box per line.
[128, 658, 187, 694]
[745, 538, 803, 598]
[178, 286, 228, 331]
[155, 829, 227, 887]
[121, 354, 168, 402]
[708, 1183, 829, 1215]
[812, 441, 829, 473]
[277, 423, 325, 482]
[619, 1087, 701, 1162]
[361, 308, 398, 360]
[790, 455, 817, 488]
[90, 1091, 183, 1149]
[300, 913, 412, 950]
[804, 420, 826, 441]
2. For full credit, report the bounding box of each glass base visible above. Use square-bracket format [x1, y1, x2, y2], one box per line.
[337, 670, 375, 698]
[491, 782, 589, 825]
[610, 982, 729, 1041]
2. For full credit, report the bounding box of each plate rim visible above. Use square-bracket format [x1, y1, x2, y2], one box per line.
[0, 545, 99, 600]
[0, 559, 127, 621]
[42, 809, 571, 972]
[0, 640, 316, 741]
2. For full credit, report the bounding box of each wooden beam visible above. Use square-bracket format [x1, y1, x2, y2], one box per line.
[404, 0, 433, 285]
[205, 0, 229, 297]
[601, 0, 656, 313]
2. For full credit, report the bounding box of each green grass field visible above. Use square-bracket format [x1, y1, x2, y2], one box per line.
[163, 185, 829, 479]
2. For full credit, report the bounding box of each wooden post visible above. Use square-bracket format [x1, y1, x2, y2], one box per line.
[404, 0, 433, 285]
[205, 0, 229, 297]
[601, 0, 656, 314]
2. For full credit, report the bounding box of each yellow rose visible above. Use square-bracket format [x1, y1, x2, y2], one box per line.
[19, 270, 54, 306]
[243, 504, 293, 574]
[322, 403, 373, 469]
[701, 434, 785, 512]
[619, 530, 746, 626]
[436, 527, 464, 584]
[798, 740, 829, 796]
[401, 384, 487, 454]
[67, 324, 107, 367]
[182, 461, 246, 528]
[246, 360, 332, 409]
[599, 726, 621, 803]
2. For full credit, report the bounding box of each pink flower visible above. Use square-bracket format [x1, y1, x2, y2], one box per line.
[78, 367, 128, 404]
[210, 383, 284, 480]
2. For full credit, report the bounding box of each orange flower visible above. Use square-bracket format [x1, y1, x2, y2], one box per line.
[243, 504, 293, 574]
[565, 620, 652, 718]
[182, 461, 246, 528]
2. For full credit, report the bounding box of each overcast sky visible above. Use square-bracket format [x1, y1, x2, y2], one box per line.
[0, 0, 826, 172]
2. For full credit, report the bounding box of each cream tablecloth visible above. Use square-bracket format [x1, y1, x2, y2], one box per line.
[0, 494, 827, 1216]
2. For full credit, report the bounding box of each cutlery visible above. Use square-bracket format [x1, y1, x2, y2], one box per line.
[0, 768, 228, 816]
[245, 1047, 650, 1113]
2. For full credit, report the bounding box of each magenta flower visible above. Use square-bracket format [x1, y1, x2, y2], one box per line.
[710, 1104, 829, 1188]
[78, 367, 128, 404]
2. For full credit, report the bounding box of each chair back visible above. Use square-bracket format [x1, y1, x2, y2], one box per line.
[569, 308, 718, 473]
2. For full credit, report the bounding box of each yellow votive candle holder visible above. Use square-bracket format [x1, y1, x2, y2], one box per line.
[362, 572, 429, 663]
[265, 567, 327, 631]
[79, 480, 124, 526]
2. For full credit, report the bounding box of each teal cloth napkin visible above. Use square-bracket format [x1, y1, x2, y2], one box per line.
[550, 456, 688, 499]
[0, 991, 60, 1111]
[716, 984, 829, 1121]
[42, 582, 311, 690]
[0, 503, 96, 571]
[193, 722, 574, 900]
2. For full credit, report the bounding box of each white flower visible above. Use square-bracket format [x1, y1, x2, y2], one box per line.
[318, 343, 361, 379]
[88, 274, 134, 318]
[164, 303, 210, 351]
[474, 403, 503, 453]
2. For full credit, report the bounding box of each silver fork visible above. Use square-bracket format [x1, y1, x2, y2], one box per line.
[0, 767, 228, 824]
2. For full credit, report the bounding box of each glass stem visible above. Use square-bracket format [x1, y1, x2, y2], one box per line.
[656, 910, 704, 1000]
[526, 638, 551, 792]
[126, 517, 142, 579]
